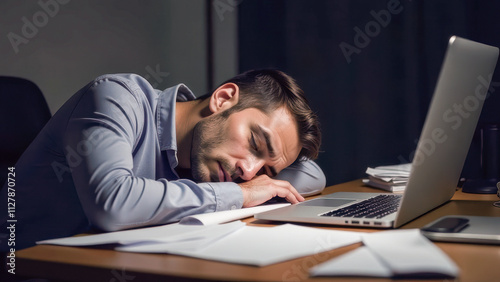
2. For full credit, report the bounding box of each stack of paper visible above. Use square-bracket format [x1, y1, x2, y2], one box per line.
[115, 224, 362, 266]
[363, 163, 412, 192]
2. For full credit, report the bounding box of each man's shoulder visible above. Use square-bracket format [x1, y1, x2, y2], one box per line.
[78, 74, 198, 109]
[80, 73, 161, 106]
[90, 73, 152, 93]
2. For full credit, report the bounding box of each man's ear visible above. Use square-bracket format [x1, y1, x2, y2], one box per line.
[208, 83, 239, 114]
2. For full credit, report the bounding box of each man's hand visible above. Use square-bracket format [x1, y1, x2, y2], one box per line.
[238, 175, 305, 207]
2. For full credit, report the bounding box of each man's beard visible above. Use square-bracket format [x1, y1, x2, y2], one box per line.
[190, 113, 232, 182]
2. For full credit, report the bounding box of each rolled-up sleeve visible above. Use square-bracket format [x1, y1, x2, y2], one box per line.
[64, 77, 243, 232]
[201, 182, 244, 211]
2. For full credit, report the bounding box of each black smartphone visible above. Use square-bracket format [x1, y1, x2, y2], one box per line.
[421, 217, 469, 233]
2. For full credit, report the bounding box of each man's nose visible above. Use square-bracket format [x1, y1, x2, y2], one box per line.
[237, 157, 265, 181]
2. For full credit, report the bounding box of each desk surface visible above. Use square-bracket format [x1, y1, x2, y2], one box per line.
[15, 180, 500, 282]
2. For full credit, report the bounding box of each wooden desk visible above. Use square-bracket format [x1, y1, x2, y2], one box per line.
[15, 180, 500, 282]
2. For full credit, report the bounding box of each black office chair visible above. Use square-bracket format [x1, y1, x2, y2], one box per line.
[0, 76, 51, 188]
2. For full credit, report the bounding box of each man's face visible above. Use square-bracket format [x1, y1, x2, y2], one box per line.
[190, 106, 301, 183]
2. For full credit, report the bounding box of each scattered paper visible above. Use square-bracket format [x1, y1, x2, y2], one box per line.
[118, 224, 363, 266]
[116, 221, 245, 251]
[37, 221, 246, 246]
[362, 229, 458, 277]
[179, 203, 290, 225]
[37, 203, 289, 246]
[310, 229, 459, 278]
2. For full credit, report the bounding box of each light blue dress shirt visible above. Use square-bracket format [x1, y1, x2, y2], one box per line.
[0, 74, 325, 250]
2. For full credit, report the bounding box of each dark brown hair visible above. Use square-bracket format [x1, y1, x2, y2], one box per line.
[210, 69, 321, 160]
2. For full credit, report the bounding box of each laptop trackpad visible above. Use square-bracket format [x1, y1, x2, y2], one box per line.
[301, 198, 355, 207]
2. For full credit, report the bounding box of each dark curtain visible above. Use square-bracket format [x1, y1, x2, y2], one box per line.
[238, 0, 500, 186]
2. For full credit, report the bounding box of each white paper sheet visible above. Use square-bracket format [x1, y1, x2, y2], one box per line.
[37, 221, 245, 246]
[310, 229, 459, 278]
[36, 203, 289, 246]
[179, 203, 290, 225]
[117, 224, 363, 266]
[37, 204, 365, 267]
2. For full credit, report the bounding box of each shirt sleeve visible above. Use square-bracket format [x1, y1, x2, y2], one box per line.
[274, 159, 326, 196]
[65, 77, 243, 232]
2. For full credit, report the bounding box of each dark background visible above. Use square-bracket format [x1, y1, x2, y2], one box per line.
[2, 0, 499, 188]
[238, 0, 500, 186]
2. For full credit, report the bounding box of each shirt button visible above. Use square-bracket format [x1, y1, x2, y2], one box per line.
[230, 205, 237, 210]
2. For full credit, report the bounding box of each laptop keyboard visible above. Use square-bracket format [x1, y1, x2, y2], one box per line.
[320, 194, 402, 219]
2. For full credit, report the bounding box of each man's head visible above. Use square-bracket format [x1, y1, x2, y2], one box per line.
[190, 69, 321, 183]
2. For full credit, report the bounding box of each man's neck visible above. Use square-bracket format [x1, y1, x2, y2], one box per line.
[174, 98, 210, 169]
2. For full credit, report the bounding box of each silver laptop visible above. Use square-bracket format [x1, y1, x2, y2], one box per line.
[256, 36, 499, 228]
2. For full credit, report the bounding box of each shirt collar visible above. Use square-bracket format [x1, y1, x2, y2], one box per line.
[156, 83, 196, 154]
